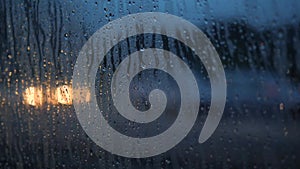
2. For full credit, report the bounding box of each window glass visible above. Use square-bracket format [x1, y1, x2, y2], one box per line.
[0, 0, 300, 168]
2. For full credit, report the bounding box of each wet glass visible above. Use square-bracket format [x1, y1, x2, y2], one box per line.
[0, 0, 300, 168]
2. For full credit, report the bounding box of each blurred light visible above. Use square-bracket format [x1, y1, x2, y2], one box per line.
[56, 85, 73, 105]
[72, 87, 91, 104]
[23, 85, 91, 106]
[46, 87, 58, 105]
[23, 87, 43, 106]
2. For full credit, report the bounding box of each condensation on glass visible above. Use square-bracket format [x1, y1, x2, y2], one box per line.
[0, 0, 300, 168]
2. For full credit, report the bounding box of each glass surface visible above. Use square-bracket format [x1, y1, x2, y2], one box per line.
[0, 0, 300, 168]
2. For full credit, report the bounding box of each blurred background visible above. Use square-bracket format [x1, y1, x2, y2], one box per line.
[1, 0, 300, 168]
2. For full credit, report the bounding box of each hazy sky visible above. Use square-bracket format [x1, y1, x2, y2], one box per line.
[72, 0, 300, 31]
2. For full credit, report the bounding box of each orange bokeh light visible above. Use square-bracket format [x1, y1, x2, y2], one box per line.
[56, 85, 73, 105]
[23, 85, 91, 106]
[23, 87, 43, 106]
